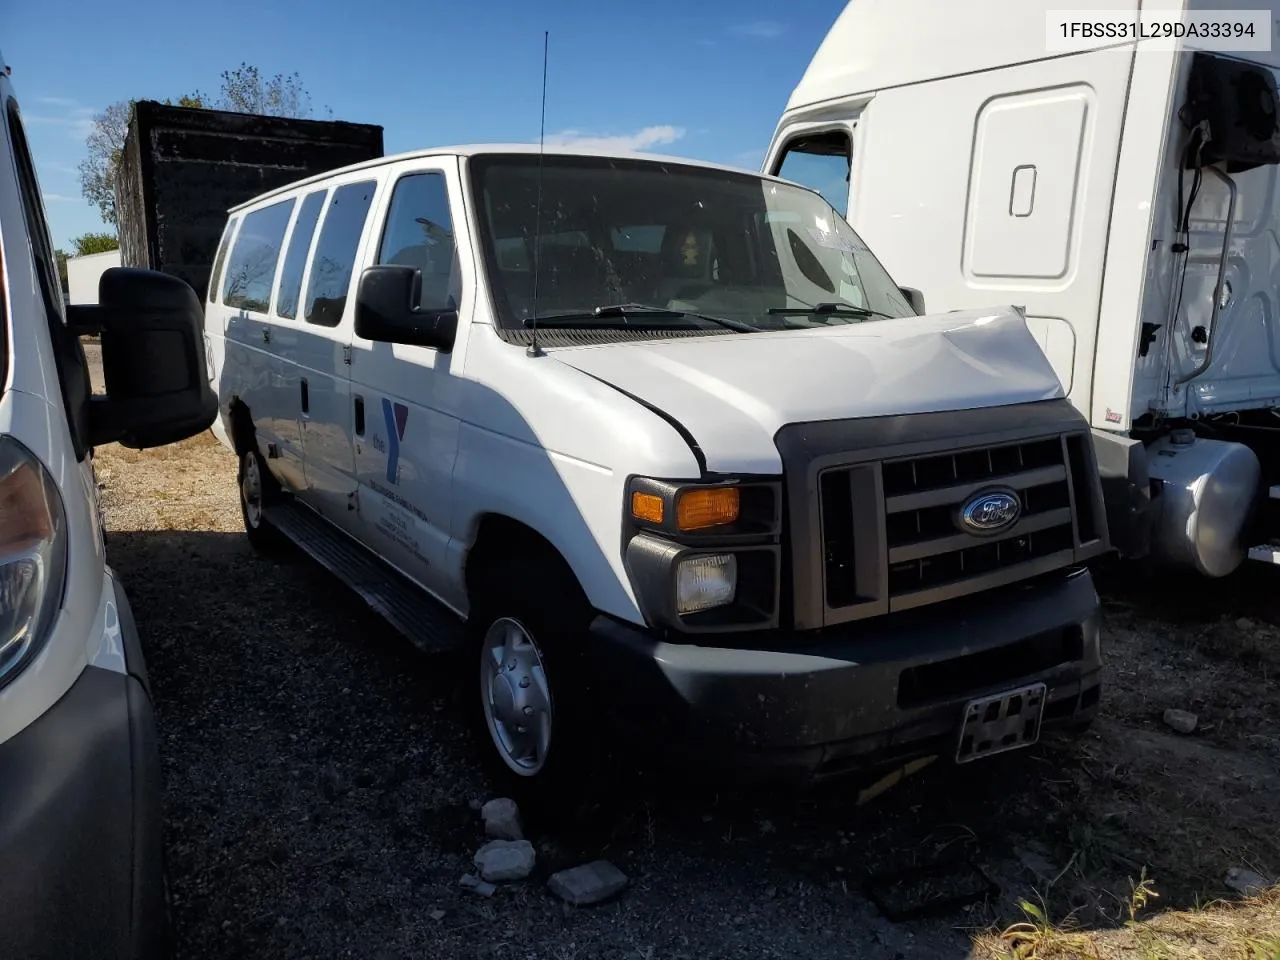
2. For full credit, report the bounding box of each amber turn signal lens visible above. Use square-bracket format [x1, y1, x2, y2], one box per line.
[677, 487, 740, 531]
[631, 491, 665, 525]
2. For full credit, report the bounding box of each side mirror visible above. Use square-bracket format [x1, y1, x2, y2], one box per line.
[68, 268, 218, 450]
[900, 286, 926, 315]
[354, 265, 457, 352]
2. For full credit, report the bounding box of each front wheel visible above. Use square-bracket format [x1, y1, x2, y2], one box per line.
[468, 567, 608, 824]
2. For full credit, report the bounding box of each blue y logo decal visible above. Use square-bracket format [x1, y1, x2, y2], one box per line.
[381, 398, 409, 484]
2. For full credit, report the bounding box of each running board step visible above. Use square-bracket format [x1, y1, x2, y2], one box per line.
[265, 499, 466, 654]
[1248, 542, 1280, 565]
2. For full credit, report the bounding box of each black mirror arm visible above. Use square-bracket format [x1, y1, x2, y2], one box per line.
[399, 307, 458, 350]
[65, 303, 112, 337]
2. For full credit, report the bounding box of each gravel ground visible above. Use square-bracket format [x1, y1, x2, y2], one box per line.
[84, 345, 1280, 959]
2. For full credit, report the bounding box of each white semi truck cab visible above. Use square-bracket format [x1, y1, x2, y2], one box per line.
[767, 0, 1280, 578]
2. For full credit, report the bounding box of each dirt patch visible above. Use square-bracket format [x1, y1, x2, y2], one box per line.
[90, 402, 1280, 958]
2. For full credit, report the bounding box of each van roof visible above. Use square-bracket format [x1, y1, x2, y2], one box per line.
[229, 143, 789, 213]
[783, 0, 1280, 114]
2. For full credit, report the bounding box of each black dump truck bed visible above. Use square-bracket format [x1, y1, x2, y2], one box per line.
[115, 101, 383, 301]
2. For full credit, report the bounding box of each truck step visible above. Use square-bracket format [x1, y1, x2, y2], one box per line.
[265, 499, 466, 654]
[1247, 542, 1280, 565]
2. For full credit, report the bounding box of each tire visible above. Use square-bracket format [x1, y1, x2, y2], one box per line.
[237, 447, 286, 554]
[467, 559, 609, 825]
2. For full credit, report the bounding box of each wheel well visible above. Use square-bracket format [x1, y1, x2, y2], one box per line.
[465, 514, 586, 608]
[227, 398, 255, 456]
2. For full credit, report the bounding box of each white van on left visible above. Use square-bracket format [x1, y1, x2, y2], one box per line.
[0, 52, 219, 959]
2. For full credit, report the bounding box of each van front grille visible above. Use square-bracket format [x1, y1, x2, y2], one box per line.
[816, 433, 1098, 617]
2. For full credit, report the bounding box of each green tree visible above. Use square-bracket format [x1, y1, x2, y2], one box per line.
[71, 232, 119, 256]
[201, 63, 328, 118]
[54, 248, 68, 292]
[77, 67, 323, 225]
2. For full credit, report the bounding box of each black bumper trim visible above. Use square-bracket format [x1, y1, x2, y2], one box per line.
[587, 567, 1101, 783]
[0, 583, 167, 959]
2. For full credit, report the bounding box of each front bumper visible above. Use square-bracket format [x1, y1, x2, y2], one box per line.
[588, 567, 1101, 784]
[0, 575, 167, 960]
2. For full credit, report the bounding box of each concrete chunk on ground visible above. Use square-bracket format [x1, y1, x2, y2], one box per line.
[1226, 867, 1272, 897]
[474, 839, 536, 882]
[1162, 708, 1198, 734]
[459, 873, 496, 897]
[481, 797, 524, 840]
[548, 860, 629, 906]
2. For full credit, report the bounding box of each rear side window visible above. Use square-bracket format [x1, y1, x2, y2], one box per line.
[376, 172, 458, 311]
[305, 180, 376, 327]
[276, 190, 326, 320]
[207, 216, 238, 305]
[222, 198, 294, 313]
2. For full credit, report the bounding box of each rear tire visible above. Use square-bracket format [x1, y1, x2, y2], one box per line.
[467, 557, 609, 827]
[237, 447, 286, 555]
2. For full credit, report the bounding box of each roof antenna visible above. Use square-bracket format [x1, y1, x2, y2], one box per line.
[527, 29, 549, 358]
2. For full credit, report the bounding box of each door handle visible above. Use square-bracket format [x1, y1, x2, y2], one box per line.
[354, 395, 365, 436]
[300, 378, 309, 414]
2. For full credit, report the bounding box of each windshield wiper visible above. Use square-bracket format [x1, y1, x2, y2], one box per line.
[767, 302, 899, 321]
[525, 303, 754, 332]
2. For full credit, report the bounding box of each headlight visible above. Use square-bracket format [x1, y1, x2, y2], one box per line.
[623, 476, 782, 633]
[0, 437, 67, 688]
[675, 554, 737, 614]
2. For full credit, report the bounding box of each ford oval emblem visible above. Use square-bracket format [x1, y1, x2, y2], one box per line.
[957, 488, 1022, 536]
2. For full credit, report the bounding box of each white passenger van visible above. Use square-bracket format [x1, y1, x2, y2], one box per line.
[767, 0, 1280, 578]
[0, 49, 218, 959]
[204, 144, 1111, 802]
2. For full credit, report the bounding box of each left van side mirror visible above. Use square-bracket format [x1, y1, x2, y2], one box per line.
[354, 265, 457, 352]
[68, 267, 218, 449]
[900, 286, 926, 315]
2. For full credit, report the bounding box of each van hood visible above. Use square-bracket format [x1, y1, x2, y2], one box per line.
[551, 307, 1065, 474]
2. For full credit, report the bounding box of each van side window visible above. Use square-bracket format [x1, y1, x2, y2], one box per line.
[774, 131, 852, 216]
[276, 190, 326, 320]
[305, 180, 377, 327]
[207, 216, 238, 305]
[376, 172, 458, 311]
[222, 198, 294, 313]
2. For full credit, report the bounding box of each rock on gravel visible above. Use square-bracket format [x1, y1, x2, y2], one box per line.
[459, 874, 496, 897]
[1162, 708, 1198, 734]
[1226, 867, 1272, 897]
[474, 839, 536, 882]
[481, 797, 524, 840]
[548, 861, 629, 906]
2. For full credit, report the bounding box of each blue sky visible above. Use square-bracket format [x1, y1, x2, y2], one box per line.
[3, 0, 845, 249]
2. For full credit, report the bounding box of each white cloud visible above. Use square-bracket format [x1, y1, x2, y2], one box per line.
[42, 192, 76, 202]
[544, 124, 686, 153]
[730, 20, 785, 38]
[24, 98, 96, 139]
[731, 148, 764, 169]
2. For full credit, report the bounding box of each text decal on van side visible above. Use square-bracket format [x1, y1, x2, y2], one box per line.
[381, 398, 409, 484]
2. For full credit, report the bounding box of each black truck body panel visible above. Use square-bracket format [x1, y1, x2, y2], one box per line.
[115, 101, 383, 300]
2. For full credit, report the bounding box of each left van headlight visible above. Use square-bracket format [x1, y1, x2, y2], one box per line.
[623, 476, 781, 634]
[0, 437, 67, 688]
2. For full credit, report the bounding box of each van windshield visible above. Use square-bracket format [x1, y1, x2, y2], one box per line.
[468, 154, 917, 333]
